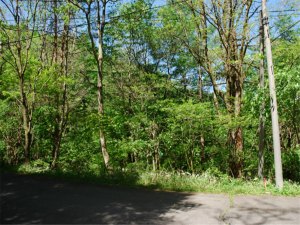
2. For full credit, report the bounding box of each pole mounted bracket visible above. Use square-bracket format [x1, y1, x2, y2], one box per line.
[262, 17, 269, 26]
[259, 26, 264, 34]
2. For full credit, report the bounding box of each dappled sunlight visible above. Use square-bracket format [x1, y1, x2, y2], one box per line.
[1, 172, 229, 224]
[225, 196, 300, 225]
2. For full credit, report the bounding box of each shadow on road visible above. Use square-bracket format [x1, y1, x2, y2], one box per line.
[225, 195, 300, 225]
[1, 172, 225, 224]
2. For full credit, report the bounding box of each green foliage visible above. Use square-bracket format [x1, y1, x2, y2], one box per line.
[1, 0, 299, 196]
[0, 95, 24, 162]
[1, 164, 299, 196]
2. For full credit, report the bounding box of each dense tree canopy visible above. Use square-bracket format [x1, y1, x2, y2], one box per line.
[0, 0, 299, 181]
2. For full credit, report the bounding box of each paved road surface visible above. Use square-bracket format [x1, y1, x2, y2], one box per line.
[1, 172, 299, 224]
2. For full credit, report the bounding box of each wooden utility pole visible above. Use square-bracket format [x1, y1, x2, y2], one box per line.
[261, 0, 283, 189]
[258, 10, 265, 180]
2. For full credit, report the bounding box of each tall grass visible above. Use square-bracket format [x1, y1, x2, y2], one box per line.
[1, 162, 299, 197]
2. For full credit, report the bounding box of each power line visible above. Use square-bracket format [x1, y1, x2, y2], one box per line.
[271, 19, 300, 42]
[1, 0, 300, 46]
[1, 0, 184, 30]
[2, 12, 300, 46]
[9, 0, 171, 25]
[3, 0, 299, 22]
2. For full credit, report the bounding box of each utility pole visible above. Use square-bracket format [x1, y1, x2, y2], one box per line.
[258, 10, 265, 180]
[261, 0, 283, 189]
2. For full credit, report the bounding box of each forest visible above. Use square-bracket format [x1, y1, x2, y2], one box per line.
[0, 0, 299, 185]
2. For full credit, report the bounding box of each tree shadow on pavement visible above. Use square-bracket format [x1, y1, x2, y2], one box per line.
[225, 195, 300, 225]
[1, 172, 228, 224]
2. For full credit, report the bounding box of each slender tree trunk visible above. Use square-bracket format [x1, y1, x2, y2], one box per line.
[213, 91, 220, 114]
[198, 64, 205, 165]
[152, 155, 156, 171]
[51, 9, 70, 169]
[133, 151, 138, 162]
[51, 0, 59, 169]
[152, 120, 159, 171]
[2, 0, 40, 165]
[15, 0, 31, 164]
[97, 0, 109, 167]
[98, 63, 109, 166]
[121, 73, 126, 112]
[189, 146, 194, 174]
[98, 64, 109, 166]
[181, 126, 191, 171]
[69, 0, 110, 167]
[198, 64, 202, 101]
[200, 132, 205, 164]
[23, 123, 31, 164]
[52, 0, 58, 65]
[19, 76, 31, 164]
[286, 129, 292, 148]
[146, 149, 149, 169]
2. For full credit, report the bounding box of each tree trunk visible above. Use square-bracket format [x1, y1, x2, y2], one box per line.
[198, 64, 202, 101]
[213, 91, 220, 114]
[152, 154, 156, 171]
[50, 12, 69, 170]
[20, 75, 31, 164]
[189, 146, 194, 174]
[97, 0, 110, 167]
[98, 65, 109, 165]
[231, 135, 243, 178]
[198, 64, 205, 166]
[1, 0, 41, 165]
[227, 75, 243, 178]
[200, 132, 205, 164]
[69, 0, 110, 167]
[23, 126, 31, 164]
[121, 73, 126, 112]
[133, 151, 138, 162]
[50, 0, 59, 169]
[146, 150, 149, 169]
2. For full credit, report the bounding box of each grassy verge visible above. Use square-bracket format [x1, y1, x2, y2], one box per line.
[1, 163, 299, 197]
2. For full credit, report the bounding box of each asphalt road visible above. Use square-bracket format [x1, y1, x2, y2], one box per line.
[1, 172, 299, 224]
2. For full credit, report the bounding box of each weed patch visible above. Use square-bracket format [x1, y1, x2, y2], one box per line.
[1, 163, 299, 196]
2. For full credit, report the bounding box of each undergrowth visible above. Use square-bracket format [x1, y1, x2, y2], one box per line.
[1, 162, 299, 197]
